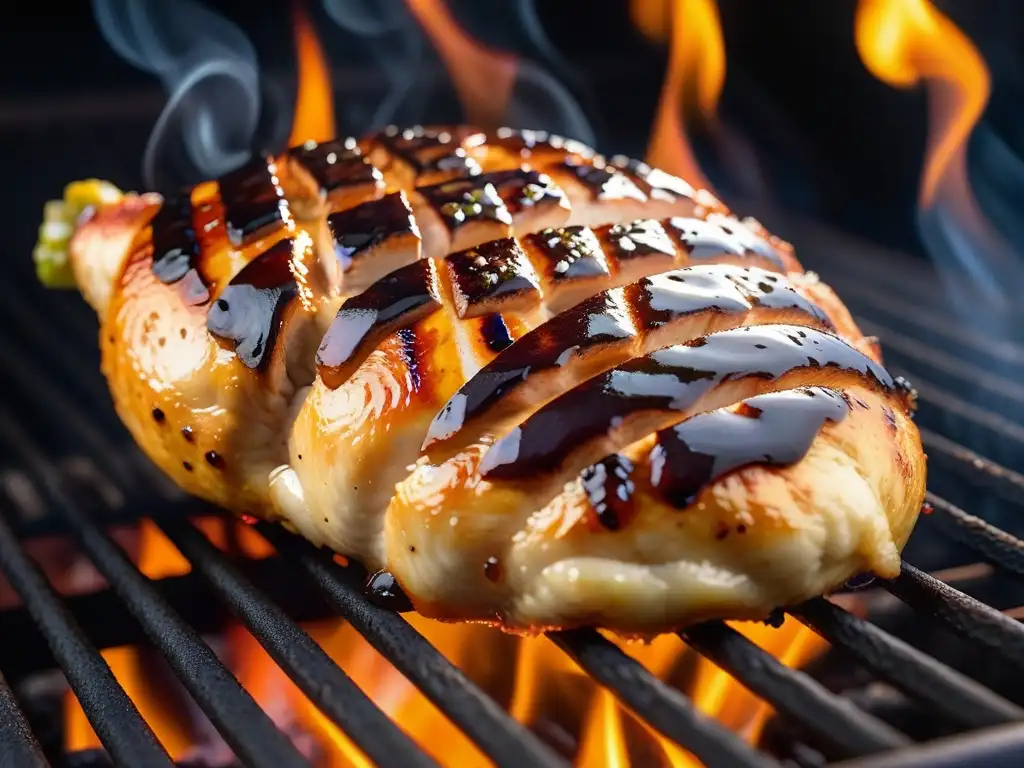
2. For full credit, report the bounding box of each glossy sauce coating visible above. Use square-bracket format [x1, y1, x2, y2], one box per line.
[289, 138, 383, 193]
[149, 195, 211, 306]
[206, 237, 309, 370]
[597, 219, 677, 265]
[326, 191, 419, 273]
[425, 266, 832, 448]
[479, 169, 565, 215]
[316, 258, 443, 389]
[524, 226, 609, 281]
[664, 216, 785, 272]
[650, 386, 850, 507]
[417, 178, 512, 231]
[480, 324, 893, 480]
[444, 238, 542, 318]
[557, 159, 646, 202]
[580, 453, 637, 531]
[376, 125, 483, 177]
[217, 154, 290, 247]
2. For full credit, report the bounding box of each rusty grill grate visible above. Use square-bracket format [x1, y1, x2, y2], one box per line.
[2, 219, 1024, 768]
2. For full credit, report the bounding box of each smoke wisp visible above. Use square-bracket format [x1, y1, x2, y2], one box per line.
[93, 0, 261, 190]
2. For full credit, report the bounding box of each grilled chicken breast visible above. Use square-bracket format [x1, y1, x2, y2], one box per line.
[43, 125, 926, 634]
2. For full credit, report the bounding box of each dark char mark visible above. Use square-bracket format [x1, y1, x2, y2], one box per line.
[288, 138, 382, 193]
[206, 237, 302, 370]
[650, 386, 849, 508]
[581, 454, 637, 531]
[217, 154, 289, 247]
[327, 192, 418, 273]
[425, 265, 831, 449]
[316, 258, 443, 390]
[150, 195, 211, 306]
[479, 324, 892, 480]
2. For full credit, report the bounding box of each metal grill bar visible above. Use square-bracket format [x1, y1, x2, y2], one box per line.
[681, 622, 909, 757]
[0, 504, 171, 767]
[831, 722, 1024, 768]
[154, 515, 438, 768]
[257, 523, 569, 768]
[925, 493, 1024, 577]
[883, 563, 1024, 670]
[549, 629, 775, 767]
[0, 408, 310, 768]
[0, 667, 50, 767]
[918, 428, 1024, 507]
[790, 597, 1024, 729]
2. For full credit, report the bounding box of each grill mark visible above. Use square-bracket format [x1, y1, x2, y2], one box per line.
[149, 195, 212, 306]
[649, 386, 850, 508]
[316, 258, 443, 390]
[206, 237, 312, 370]
[288, 138, 383, 194]
[479, 325, 893, 480]
[423, 265, 833, 450]
[217, 155, 291, 247]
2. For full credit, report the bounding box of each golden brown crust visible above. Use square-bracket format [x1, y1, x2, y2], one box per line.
[58, 126, 925, 635]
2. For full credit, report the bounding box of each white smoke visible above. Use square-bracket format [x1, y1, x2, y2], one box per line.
[93, 0, 260, 189]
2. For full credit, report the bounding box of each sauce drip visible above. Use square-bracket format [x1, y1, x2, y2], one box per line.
[316, 258, 442, 389]
[150, 195, 211, 305]
[650, 387, 849, 507]
[425, 265, 831, 449]
[480, 324, 892, 480]
[327, 192, 418, 274]
[206, 238, 305, 370]
[217, 155, 289, 247]
[365, 569, 414, 612]
[289, 138, 383, 193]
[581, 454, 637, 531]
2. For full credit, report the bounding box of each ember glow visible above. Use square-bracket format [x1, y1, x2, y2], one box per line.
[855, 0, 1020, 308]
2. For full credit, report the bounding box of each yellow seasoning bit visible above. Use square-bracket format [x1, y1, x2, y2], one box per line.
[34, 179, 124, 288]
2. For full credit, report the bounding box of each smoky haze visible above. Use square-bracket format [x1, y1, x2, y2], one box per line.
[92, 0, 260, 191]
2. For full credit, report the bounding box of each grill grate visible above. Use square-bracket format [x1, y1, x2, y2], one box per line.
[3, 221, 1024, 767]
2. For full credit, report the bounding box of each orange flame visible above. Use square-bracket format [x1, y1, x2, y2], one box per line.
[641, 0, 725, 191]
[289, 0, 337, 146]
[854, 0, 989, 209]
[403, 0, 517, 130]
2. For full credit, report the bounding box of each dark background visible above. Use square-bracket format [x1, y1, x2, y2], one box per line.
[1, 0, 1021, 280]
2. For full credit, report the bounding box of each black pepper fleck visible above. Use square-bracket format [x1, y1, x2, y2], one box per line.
[713, 521, 730, 540]
[181, 426, 194, 443]
[182, 461, 193, 472]
[152, 408, 166, 423]
[205, 451, 225, 469]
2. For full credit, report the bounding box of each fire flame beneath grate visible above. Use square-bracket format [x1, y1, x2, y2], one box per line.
[64, 0, 993, 764]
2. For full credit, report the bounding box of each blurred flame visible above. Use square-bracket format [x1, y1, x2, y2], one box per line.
[404, 0, 517, 130]
[854, 0, 989, 208]
[66, 517, 826, 765]
[289, 0, 336, 146]
[640, 0, 725, 191]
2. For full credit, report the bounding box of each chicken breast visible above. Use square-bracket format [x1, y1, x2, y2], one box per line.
[40, 125, 926, 634]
